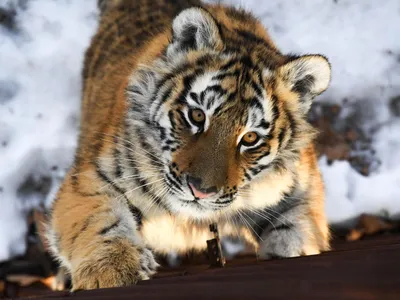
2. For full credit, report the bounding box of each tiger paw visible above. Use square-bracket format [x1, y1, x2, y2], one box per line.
[71, 240, 159, 290]
[257, 227, 321, 260]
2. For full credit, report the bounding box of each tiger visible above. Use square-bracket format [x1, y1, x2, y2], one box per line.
[47, 0, 331, 290]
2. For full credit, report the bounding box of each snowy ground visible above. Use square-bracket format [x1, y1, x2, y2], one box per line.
[0, 0, 399, 262]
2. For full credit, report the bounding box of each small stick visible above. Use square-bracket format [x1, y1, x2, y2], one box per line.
[206, 223, 226, 268]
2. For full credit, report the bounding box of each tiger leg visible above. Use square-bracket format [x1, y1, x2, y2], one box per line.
[255, 194, 330, 260]
[48, 182, 158, 290]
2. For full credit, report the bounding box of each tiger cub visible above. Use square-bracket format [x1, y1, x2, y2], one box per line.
[48, 0, 331, 290]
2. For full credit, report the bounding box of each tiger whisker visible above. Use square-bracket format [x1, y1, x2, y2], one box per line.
[142, 185, 169, 215]
[225, 211, 241, 239]
[111, 178, 165, 204]
[97, 133, 164, 165]
[101, 156, 165, 171]
[99, 173, 161, 191]
[236, 209, 264, 242]
[99, 138, 165, 167]
[125, 178, 165, 195]
[246, 207, 278, 231]
[240, 210, 265, 231]
[97, 131, 164, 164]
[264, 207, 293, 226]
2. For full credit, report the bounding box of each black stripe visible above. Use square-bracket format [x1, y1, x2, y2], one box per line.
[127, 202, 143, 229]
[254, 151, 271, 162]
[249, 167, 259, 176]
[278, 128, 286, 148]
[271, 158, 286, 173]
[160, 86, 173, 105]
[220, 59, 240, 71]
[152, 77, 175, 122]
[113, 135, 123, 178]
[249, 97, 263, 110]
[246, 142, 268, 153]
[133, 127, 160, 162]
[166, 173, 184, 192]
[164, 139, 175, 146]
[292, 74, 315, 99]
[213, 103, 224, 115]
[123, 130, 169, 213]
[134, 174, 151, 195]
[271, 95, 280, 120]
[158, 126, 166, 140]
[286, 107, 297, 141]
[259, 120, 270, 130]
[206, 95, 216, 110]
[256, 68, 265, 86]
[99, 219, 120, 235]
[169, 169, 182, 185]
[250, 80, 263, 98]
[70, 167, 79, 188]
[124, 133, 138, 171]
[249, 164, 270, 176]
[278, 103, 297, 152]
[204, 85, 225, 95]
[216, 198, 233, 205]
[199, 90, 206, 105]
[251, 212, 293, 238]
[126, 85, 144, 97]
[238, 55, 255, 69]
[124, 150, 168, 212]
[268, 95, 280, 137]
[266, 133, 274, 140]
[271, 190, 302, 216]
[70, 215, 95, 245]
[212, 70, 241, 81]
[168, 110, 177, 130]
[96, 164, 127, 196]
[273, 223, 293, 231]
[193, 53, 214, 67]
[177, 110, 191, 128]
[189, 92, 200, 104]
[234, 29, 273, 51]
[227, 92, 237, 102]
[177, 70, 204, 105]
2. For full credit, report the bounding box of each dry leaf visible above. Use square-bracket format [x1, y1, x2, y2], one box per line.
[346, 214, 397, 241]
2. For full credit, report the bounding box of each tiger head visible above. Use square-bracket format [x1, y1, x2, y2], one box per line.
[126, 7, 331, 220]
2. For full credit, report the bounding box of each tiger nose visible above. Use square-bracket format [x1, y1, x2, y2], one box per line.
[187, 175, 217, 199]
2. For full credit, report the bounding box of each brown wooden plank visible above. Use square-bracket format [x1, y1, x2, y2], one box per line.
[23, 235, 400, 300]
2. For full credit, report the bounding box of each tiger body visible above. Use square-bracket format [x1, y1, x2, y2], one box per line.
[48, 0, 331, 290]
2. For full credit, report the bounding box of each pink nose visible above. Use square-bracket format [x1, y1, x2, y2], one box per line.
[189, 183, 217, 199]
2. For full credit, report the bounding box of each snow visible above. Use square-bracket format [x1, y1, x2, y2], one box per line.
[0, 0, 98, 261]
[0, 0, 399, 261]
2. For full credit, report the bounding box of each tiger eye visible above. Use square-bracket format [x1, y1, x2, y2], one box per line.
[241, 132, 259, 146]
[189, 109, 205, 126]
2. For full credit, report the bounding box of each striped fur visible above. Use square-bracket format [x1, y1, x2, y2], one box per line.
[48, 0, 331, 290]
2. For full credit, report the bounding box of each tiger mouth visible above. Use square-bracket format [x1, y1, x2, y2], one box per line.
[177, 196, 234, 210]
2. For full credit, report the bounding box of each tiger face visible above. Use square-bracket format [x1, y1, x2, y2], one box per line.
[126, 7, 331, 220]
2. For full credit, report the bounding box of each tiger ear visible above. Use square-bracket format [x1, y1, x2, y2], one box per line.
[167, 7, 222, 55]
[278, 55, 331, 114]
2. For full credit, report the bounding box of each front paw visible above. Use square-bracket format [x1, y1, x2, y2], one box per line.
[257, 227, 320, 260]
[71, 240, 158, 290]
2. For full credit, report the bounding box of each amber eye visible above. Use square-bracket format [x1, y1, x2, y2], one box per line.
[189, 108, 206, 127]
[241, 132, 259, 147]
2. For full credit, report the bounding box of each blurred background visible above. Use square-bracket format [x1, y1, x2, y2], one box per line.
[0, 0, 399, 297]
